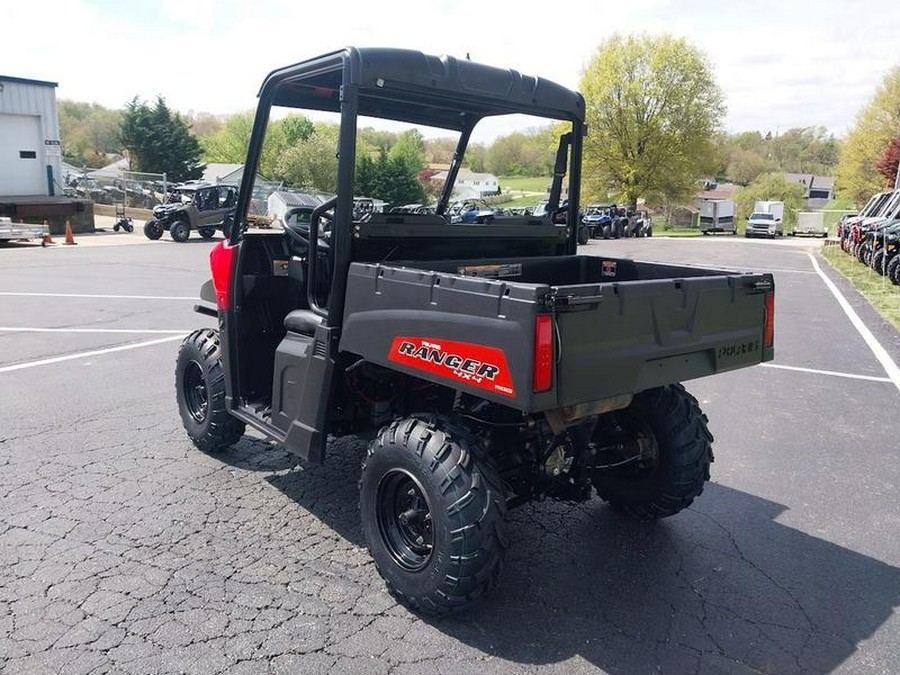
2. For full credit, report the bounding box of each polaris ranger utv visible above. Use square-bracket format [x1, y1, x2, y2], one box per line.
[175, 48, 776, 615]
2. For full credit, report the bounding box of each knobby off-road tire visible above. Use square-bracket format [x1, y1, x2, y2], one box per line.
[360, 417, 508, 615]
[198, 226, 216, 239]
[871, 248, 887, 275]
[143, 219, 163, 240]
[170, 219, 191, 243]
[175, 329, 245, 453]
[593, 384, 713, 520]
[887, 255, 900, 285]
[577, 225, 591, 245]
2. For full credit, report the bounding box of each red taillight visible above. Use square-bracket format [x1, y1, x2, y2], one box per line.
[210, 241, 236, 310]
[763, 292, 775, 349]
[533, 314, 554, 392]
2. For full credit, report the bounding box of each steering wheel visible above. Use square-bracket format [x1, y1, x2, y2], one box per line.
[282, 210, 333, 251]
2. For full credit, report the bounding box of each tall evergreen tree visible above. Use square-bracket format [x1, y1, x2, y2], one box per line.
[120, 96, 203, 181]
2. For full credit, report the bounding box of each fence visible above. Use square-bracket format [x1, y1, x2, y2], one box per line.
[61, 167, 169, 210]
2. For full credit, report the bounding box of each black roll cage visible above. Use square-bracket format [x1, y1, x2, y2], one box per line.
[231, 47, 585, 328]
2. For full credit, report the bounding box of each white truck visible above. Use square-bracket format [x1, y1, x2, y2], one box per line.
[746, 200, 785, 238]
[792, 212, 827, 238]
[699, 199, 736, 234]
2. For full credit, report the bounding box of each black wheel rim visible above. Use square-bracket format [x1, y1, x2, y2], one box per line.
[182, 360, 208, 424]
[376, 469, 434, 572]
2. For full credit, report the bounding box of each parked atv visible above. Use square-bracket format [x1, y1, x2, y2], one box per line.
[867, 221, 900, 275]
[175, 48, 775, 615]
[143, 184, 237, 242]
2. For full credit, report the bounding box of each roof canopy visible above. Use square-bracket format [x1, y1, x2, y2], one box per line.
[259, 47, 585, 131]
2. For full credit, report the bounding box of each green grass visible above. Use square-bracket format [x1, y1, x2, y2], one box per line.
[658, 229, 703, 237]
[821, 245, 900, 331]
[497, 176, 549, 193]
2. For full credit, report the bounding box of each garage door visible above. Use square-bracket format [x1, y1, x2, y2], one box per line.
[0, 114, 45, 196]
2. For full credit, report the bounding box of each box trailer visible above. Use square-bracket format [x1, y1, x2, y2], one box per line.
[699, 199, 736, 234]
[792, 212, 827, 238]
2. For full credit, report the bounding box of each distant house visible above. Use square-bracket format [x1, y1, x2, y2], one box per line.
[429, 168, 500, 198]
[783, 173, 834, 208]
[544, 178, 569, 200]
[201, 163, 245, 184]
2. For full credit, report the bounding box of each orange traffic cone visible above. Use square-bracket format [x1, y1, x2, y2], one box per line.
[42, 221, 54, 246]
[64, 220, 77, 245]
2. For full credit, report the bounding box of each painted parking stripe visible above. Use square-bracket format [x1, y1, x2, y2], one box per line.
[0, 292, 196, 300]
[0, 335, 184, 374]
[0, 327, 188, 334]
[808, 252, 900, 393]
[760, 362, 893, 383]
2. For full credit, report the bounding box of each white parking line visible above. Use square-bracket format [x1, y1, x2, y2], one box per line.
[0, 335, 184, 374]
[808, 252, 900, 393]
[0, 327, 188, 334]
[0, 292, 196, 300]
[760, 362, 893, 383]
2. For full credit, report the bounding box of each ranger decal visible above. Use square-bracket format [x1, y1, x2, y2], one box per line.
[388, 337, 516, 397]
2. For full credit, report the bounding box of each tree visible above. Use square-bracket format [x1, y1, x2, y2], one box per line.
[120, 96, 203, 181]
[276, 123, 340, 192]
[580, 34, 725, 207]
[485, 128, 554, 176]
[389, 129, 426, 174]
[835, 66, 900, 204]
[727, 148, 772, 186]
[734, 173, 806, 226]
[875, 136, 900, 188]
[58, 100, 122, 167]
[355, 148, 425, 207]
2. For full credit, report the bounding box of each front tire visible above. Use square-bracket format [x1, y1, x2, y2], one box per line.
[888, 255, 900, 285]
[198, 226, 216, 239]
[360, 417, 508, 615]
[592, 384, 713, 520]
[577, 226, 590, 245]
[143, 219, 163, 240]
[175, 329, 245, 453]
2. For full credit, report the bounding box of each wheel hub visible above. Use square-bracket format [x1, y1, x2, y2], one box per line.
[376, 470, 434, 571]
[182, 360, 209, 424]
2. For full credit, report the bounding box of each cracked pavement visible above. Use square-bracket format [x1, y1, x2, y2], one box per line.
[1, 237, 898, 674]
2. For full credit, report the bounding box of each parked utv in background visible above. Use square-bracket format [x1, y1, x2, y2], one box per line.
[144, 184, 237, 242]
[175, 48, 775, 615]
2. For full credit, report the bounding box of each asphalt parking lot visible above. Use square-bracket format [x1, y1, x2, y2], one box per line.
[1, 232, 898, 674]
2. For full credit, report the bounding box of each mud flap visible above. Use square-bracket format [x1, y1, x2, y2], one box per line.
[271, 324, 335, 462]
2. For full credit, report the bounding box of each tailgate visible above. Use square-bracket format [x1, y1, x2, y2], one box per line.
[548, 273, 773, 407]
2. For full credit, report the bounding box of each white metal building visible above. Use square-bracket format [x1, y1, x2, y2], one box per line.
[0, 75, 63, 197]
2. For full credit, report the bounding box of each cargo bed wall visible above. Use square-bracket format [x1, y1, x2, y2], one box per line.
[552, 275, 769, 406]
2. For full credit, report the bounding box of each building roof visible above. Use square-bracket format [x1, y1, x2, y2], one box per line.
[0, 75, 58, 88]
[201, 163, 244, 183]
[268, 190, 331, 207]
[783, 173, 834, 194]
[460, 171, 498, 183]
[697, 182, 739, 200]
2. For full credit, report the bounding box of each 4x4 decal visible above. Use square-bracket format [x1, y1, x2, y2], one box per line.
[389, 337, 516, 397]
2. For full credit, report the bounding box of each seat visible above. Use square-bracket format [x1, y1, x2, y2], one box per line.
[284, 309, 324, 335]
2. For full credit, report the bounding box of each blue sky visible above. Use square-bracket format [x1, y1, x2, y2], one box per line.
[6, 0, 900, 140]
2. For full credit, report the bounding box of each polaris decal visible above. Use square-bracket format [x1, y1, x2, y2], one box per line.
[389, 337, 516, 397]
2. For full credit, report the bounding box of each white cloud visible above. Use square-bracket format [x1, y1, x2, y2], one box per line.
[5, 0, 899, 139]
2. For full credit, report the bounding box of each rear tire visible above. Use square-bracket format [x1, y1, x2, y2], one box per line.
[170, 219, 190, 242]
[175, 329, 245, 453]
[143, 219, 163, 240]
[360, 417, 508, 615]
[593, 384, 713, 520]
